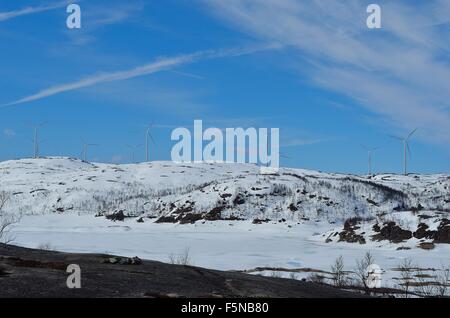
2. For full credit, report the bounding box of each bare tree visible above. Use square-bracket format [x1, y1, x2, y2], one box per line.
[354, 252, 376, 295]
[414, 266, 449, 298]
[0, 191, 18, 244]
[331, 256, 346, 287]
[397, 258, 414, 298]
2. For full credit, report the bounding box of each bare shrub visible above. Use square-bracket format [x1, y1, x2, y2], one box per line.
[331, 256, 347, 287]
[307, 273, 326, 284]
[169, 247, 192, 265]
[436, 266, 450, 297]
[37, 242, 53, 251]
[416, 266, 450, 298]
[270, 271, 282, 278]
[289, 272, 298, 280]
[414, 270, 438, 297]
[0, 192, 8, 211]
[354, 252, 376, 295]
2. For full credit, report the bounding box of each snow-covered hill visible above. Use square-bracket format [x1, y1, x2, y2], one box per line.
[2, 157, 449, 293]
[1, 157, 449, 246]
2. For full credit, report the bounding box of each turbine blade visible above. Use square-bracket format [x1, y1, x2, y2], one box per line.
[407, 128, 418, 140]
[407, 142, 412, 158]
[388, 135, 403, 141]
[148, 132, 156, 144]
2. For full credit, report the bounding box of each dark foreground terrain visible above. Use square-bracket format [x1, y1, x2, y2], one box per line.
[0, 244, 362, 298]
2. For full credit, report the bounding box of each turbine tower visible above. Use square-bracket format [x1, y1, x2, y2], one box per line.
[390, 128, 417, 176]
[81, 138, 98, 162]
[361, 145, 379, 176]
[127, 144, 142, 163]
[145, 125, 155, 162]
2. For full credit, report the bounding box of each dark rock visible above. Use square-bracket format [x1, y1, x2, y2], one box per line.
[372, 223, 381, 233]
[288, 203, 298, 212]
[371, 222, 412, 243]
[418, 242, 435, 250]
[338, 218, 366, 244]
[173, 204, 194, 214]
[204, 206, 224, 221]
[105, 210, 125, 222]
[103, 256, 142, 265]
[155, 216, 177, 223]
[343, 217, 363, 231]
[222, 215, 244, 221]
[338, 230, 366, 244]
[413, 223, 435, 240]
[411, 204, 424, 213]
[252, 218, 270, 224]
[233, 194, 245, 205]
[434, 219, 450, 243]
[178, 213, 203, 224]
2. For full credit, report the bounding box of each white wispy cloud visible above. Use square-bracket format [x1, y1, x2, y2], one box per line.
[281, 138, 325, 148]
[64, 2, 145, 46]
[0, 1, 71, 22]
[3, 44, 277, 107]
[203, 0, 450, 146]
[3, 128, 16, 138]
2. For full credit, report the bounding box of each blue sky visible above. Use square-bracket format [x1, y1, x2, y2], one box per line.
[1, 0, 450, 174]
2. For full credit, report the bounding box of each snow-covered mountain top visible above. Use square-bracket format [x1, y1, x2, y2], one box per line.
[1, 156, 448, 186]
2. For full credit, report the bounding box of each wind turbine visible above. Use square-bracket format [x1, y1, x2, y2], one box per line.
[389, 128, 417, 176]
[361, 145, 379, 176]
[30, 122, 46, 159]
[81, 138, 98, 162]
[145, 125, 156, 162]
[127, 144, 142, 163]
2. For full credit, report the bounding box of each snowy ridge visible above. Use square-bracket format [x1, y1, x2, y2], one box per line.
[1, 157, 449, 227]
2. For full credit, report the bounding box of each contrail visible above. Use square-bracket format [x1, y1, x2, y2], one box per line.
[2, 43, 280, 107]
[0, 1, 72, 22]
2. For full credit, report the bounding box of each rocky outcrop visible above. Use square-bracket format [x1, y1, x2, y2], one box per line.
[338, 218, 366, 244]
[371, 222, 412, 243]
[434, 219, 450, 243]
